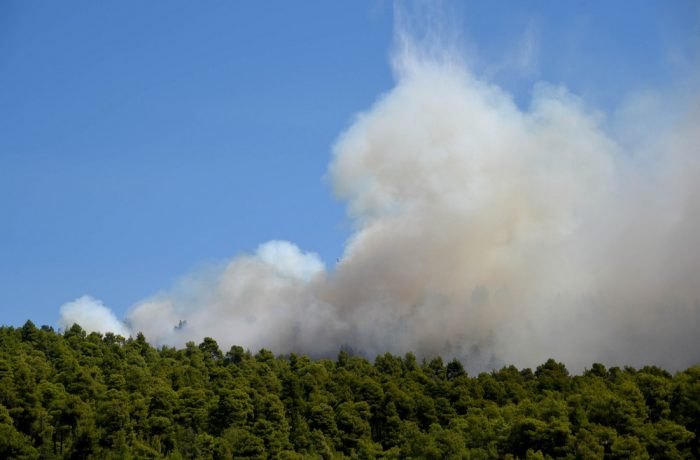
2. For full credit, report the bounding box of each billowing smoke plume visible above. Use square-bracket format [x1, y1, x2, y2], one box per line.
[59, 296, 130, 338]
[59, 27, 700, 372]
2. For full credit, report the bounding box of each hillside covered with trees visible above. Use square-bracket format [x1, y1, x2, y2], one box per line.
[1, 321, 698, 459]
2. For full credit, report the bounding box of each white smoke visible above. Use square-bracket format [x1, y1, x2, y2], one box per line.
[58, 24, 700, 372]
[59, 295, 130, 337]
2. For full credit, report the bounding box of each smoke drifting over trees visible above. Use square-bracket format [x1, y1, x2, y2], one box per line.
[60, 21, 700, 372]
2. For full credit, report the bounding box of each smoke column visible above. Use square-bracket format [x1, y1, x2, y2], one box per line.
[59, 19, 700, 372]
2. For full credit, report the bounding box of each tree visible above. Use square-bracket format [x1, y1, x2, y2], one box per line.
[1, 323, 698, 458]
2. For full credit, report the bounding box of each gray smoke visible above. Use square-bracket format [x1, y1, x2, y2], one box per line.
[59, 25, 700, 372]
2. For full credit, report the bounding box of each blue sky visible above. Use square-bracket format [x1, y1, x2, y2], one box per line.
[1, 1, 699, 329]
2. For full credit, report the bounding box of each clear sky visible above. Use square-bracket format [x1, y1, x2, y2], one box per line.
[1, 1, 699, 329]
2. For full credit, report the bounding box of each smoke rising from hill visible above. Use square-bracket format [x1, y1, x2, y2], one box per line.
[59, 25, 700, 372]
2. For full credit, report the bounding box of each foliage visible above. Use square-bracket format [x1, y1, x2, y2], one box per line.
[0, 321, 697, 459]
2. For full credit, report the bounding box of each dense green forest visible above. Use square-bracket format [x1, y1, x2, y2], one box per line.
[1, 321, 698, 459]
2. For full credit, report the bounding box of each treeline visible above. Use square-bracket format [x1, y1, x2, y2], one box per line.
[0, 321, 698, 459]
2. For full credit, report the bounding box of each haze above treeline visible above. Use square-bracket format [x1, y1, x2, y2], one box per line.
[2, 3, 698, 373]
[58, 10, 700, 374]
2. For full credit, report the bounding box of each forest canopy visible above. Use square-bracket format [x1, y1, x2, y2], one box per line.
[1, 321, 698, 459]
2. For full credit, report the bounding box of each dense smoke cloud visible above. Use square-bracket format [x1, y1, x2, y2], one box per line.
[59, 25, 700, 372]
[59, 296, 130, 338]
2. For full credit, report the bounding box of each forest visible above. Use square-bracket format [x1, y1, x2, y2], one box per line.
[0, 321, 698, 459]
